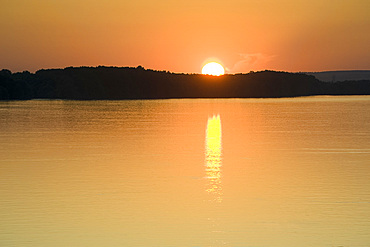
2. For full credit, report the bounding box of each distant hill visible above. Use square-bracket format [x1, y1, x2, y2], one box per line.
[1, 67, 370, 100]
[306, 70, 370, 82]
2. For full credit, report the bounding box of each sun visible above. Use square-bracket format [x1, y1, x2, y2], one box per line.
[202, 62, 225, 76]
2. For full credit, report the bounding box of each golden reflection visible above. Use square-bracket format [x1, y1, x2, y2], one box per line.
[205, 114, 223, 202]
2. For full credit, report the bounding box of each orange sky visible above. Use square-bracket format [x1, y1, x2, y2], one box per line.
[1, 0, 369, 73]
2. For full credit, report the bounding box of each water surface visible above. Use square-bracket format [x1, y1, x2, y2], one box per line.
[0, 97, 369, 246]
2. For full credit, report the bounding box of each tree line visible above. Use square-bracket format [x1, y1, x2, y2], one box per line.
[1, 66, 369, 100]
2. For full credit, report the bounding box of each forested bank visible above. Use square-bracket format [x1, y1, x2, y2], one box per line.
[1, 66, 369, 100]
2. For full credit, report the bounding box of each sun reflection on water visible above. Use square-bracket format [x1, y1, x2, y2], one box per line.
[205, 114, 223, 202]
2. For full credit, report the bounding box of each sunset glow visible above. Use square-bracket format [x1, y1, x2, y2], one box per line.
[1, 1, 369, 73]
[202, 62, 225, 76]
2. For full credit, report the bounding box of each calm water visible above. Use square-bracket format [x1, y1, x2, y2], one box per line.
[0, 97, 369, 247]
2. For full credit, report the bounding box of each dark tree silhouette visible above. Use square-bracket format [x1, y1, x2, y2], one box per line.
[1, 67, 369, 101]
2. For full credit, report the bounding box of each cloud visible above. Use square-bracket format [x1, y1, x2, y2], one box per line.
[228, 53, 276, 73]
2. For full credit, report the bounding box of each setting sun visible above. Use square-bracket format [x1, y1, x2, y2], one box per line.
[202, 62, 225, 76]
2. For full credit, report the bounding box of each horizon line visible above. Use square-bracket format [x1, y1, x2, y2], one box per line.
[2, 65, 370, 75]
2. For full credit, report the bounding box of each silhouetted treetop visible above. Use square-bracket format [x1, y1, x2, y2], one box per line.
[0, 66, 369, 100]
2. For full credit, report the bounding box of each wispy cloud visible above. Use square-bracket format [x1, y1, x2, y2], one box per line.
[228, 53, 276, 73]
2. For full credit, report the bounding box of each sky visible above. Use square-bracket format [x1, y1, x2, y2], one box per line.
[1, 0, 369, 74]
